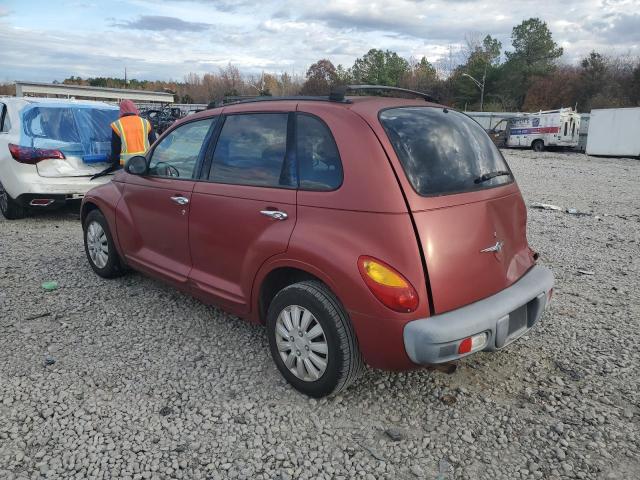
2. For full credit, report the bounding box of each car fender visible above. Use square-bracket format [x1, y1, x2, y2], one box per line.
[81, 180, 125, 256]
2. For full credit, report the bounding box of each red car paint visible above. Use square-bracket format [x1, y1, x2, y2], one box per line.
[82, 96, 534, 371]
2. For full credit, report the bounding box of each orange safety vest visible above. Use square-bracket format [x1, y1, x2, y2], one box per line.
[110, 115, 152, 166]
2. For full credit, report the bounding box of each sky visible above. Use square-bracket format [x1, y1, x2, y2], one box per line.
[0, 0, 639, 83]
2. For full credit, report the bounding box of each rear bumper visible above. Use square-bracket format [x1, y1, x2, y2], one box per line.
[15, 193, 84, 208]
[403, 265, 554, 364]
[4, 171, 112, 206]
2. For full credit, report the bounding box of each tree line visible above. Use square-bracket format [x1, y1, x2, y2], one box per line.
[2, 18, 639, 113]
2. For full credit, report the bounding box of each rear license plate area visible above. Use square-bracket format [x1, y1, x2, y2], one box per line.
[507, 304, 528, 337]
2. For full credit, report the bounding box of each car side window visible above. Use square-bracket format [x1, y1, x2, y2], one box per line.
[208, 113, 294, 188]
[296, 114, 343, 191]
[148, 117, 215, 179]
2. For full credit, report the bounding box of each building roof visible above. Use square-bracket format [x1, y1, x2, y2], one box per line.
[15, 81, 173, 103]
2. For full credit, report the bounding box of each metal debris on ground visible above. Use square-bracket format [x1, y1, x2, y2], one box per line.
[577, 269, 595, 276]
[530, 202, 564, 211]
[566, 208, 592, 216]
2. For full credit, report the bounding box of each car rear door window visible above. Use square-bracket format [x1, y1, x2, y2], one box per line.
[297, 114, 343, 191]
[148, 117, 216, 179]
[208, 113, 294, 188]
[379, 107, 513, 196]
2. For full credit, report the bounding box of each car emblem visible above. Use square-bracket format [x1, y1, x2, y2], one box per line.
[481, 240, 504, 253]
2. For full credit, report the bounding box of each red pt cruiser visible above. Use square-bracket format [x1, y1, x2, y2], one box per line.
[81, 89, 554, 397]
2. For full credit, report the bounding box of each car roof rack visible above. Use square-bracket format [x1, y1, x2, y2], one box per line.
[207, 84, 437, 108]
[212, 95, 353, 108]
[330, 85, 437, 102]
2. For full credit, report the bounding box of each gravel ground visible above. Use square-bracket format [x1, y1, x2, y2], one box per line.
[0, 149, 638, 480]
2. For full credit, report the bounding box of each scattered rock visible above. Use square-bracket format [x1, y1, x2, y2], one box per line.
[384, 427, 405, 442]
[159, 406, 173, 417]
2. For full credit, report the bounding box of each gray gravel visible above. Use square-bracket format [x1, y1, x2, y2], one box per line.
[1, 149, 639, 479]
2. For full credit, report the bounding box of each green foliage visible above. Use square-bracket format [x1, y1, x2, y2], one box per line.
[483, 35, 502, 65]
[502, 18, 564, 108]
[506, 18, 563, 68]
[631, 65, 640, 105]
[451, 35, 503, 109]
[351, 49, 409, 86]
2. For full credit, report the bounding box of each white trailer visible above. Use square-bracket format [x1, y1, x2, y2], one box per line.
[506, 108, 581, 151]
[586, 108, 640, 157]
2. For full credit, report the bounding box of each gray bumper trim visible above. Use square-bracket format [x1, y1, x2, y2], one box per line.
[404, 265, 554, 364]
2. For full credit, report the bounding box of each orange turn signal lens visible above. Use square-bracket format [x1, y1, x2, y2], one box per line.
[358, 256, 419, 313]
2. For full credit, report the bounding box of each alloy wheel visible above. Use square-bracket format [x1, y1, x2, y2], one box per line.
[275, 305, 329, 382]
[86, 221, 109, 269]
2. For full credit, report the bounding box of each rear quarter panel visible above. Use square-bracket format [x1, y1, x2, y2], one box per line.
[254, 103, 426, 370]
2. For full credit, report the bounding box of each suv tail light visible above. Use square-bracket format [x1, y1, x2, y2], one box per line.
[9, 143, 65, 164]
[358, 256, 419, 312]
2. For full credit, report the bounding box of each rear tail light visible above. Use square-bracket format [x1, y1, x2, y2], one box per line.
[546, 288, 553, 305]
[9, 143, 65, 164]
[358, 256, 419, 312]
[458, 332, 488, 354]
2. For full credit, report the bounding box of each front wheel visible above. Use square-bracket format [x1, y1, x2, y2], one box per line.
[83, 209, 126, 278]
[266, 281, 364, 397]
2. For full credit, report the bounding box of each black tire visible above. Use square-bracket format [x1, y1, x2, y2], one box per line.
[532, 140, 544, 152]
[266, 280, 364, 397]
[83, 209, 126, 278]
[0, 181, 26, 220]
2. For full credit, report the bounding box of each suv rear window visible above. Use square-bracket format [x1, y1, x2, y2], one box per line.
[379, 107, 513, 196]
[20, 104, 118, 158]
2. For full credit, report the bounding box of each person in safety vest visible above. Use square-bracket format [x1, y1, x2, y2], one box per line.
[110, 100, 156, 167]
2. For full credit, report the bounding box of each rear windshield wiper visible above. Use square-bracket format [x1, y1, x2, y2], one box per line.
[474, 170, 511, 184]
[91, 164, 117, 181]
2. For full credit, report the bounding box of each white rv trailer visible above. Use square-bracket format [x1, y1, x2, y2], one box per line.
[506, 108, 581, 151]
[586, 108, 640, 157]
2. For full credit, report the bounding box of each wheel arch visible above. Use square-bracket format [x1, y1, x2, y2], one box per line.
[253, 260, 344, 325]
[80, 200, 100, 225]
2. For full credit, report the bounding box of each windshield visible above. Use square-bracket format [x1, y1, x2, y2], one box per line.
[20, 104, 119, 158]
[379, 107, 513, 196]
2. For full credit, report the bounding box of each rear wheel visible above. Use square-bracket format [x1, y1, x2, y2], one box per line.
[83, 209, 125, 278]
[532, 140, 545, 152]
[0, 181, 26, 220]
[266, 281, 364, 397]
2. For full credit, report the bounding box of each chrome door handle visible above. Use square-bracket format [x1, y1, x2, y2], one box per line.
[260, 210, 288, 221]
[170, 195, 189, 205]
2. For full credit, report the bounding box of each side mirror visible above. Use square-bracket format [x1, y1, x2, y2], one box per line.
[125, 155, 148, 175]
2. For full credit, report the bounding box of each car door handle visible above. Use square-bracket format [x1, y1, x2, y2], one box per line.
[260, 209, 288, 221]
[170, 195, 189, 206]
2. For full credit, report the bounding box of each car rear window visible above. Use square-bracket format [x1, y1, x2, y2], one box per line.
[379, 107, 513, 196]
[20, 104, 118, 159]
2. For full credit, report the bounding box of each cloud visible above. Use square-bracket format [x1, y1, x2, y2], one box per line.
[0, 6, 11, 17]
[588, 13, 640, 42]
[111, 15, 212, 32]
[1, 0, 639, 83]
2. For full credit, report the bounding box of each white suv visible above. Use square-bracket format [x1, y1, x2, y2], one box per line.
[0, 97, 119, 219]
